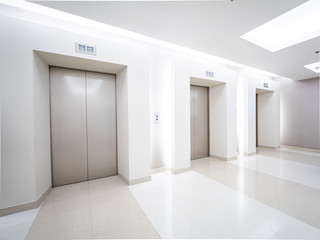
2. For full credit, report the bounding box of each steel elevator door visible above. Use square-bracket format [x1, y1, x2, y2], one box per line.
[190, 85, 209, 160]
[50, 67, 117, 187]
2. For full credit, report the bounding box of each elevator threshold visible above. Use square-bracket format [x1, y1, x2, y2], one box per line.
[52, 174, 119, 188]
[191, 156, 210, 161]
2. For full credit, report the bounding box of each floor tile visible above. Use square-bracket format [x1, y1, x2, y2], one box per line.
[214, 218, 282, 239]
[0, 207, 40, 240]
[94, 217, 160, 239]
[0, 222, 35, 240]
[26, 176, 160, 240]
[131, 154, 320, 239]
[4, 147, 320, 239]
[231, 152, 320, 190]
[192, 153, 320, 230]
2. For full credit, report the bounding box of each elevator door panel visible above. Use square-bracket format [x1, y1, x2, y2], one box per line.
[86, 72, 117, 180]
[190, 85, 209, 160]
[50, 67, 88, 187]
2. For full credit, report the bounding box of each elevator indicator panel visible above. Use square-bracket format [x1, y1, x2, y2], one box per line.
[76, 42, 96, 55]
[206, 71, 214, 78]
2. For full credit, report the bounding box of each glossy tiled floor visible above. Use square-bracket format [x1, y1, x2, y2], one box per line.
[2, 147, 320, 239]
[26, 177, 160, 239]
[0, 207, 40, 240]
[131, 171, 320, 239]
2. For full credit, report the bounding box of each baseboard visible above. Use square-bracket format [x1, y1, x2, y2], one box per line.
[210, 155, 237, 161]
[118, 173, 129, 185]
[281, 145, 320, 153]
[243, 152, 256, 156]
[130, 176, 151, 185]
[258, 145, 280, 149]
[0, 186, 51, 217]
[118, 174, 151, 185]
[171, 167, 191, 174]
[151, 167, 170, 174]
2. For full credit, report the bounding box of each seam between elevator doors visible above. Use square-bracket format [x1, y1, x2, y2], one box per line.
[85, 71, 89, 180]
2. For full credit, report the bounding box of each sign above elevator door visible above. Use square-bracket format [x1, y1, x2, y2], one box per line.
[206, 71, 214, 78]
[75, 42, 96, 55]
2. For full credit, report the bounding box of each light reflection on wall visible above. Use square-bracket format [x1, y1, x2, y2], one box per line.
[236, 72, 245, 155]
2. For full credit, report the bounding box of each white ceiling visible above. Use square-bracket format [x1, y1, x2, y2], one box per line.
[31, 0, 320, 80]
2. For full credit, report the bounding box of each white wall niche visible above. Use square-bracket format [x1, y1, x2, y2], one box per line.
[172, 59, 237, 174]
[34, 50, 132, 186]
[237, 71, 280, 156]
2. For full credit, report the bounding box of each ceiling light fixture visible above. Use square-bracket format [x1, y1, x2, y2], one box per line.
[304, 62, 320, 73]
[241, 0, 320, 52]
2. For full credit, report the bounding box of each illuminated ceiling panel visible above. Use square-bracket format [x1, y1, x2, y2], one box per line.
[241, 0, 320, 52]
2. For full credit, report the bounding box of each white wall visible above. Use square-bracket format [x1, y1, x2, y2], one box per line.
[149, 51, 173, 169]
[226, 76, 238, 159]
[277, 77, 319, 149]
[0, 77, 2, 204]
[116, 68, 129, 180]
[127, 58, 151, 181]
[172, 60, 191, 171]
[210, 84, 227, 157]
[209, 81, 237, 160]
[33, 54, 51, 198]
[0, 16, 36, 208]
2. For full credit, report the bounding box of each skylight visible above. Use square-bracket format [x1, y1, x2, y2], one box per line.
[241, 0, 320, 52]
[304, 62, 320, 73]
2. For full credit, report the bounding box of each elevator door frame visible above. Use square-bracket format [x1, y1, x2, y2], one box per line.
[49, 66, 118, 187]
[256, 93, 258, 147]
[255, 87, 275, 150]
[190, 84, 210, 160]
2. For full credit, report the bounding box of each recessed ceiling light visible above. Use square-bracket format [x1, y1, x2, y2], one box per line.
[241, 0, 320, 52]
[304, 62, 320, 73]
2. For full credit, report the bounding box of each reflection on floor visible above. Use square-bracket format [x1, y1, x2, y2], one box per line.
[0, 207, 40, 240]
[130, 170, 320, 239]
[1, 147, 320, 239]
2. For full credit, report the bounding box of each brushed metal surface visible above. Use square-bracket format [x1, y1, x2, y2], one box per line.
[86, 72, 117, 180]
[50, 67, 88, 187]
[190, 85, 209, 160]
[50, 68, 117, 186]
